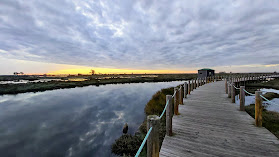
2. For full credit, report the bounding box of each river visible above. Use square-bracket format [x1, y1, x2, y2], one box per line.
[0, 81, 184, 157]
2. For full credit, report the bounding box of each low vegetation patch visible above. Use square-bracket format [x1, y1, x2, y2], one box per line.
[246, 78, 279, 90]
[245, 104, 279, 138]
[262, 92, 279, 100]
[111, 134, 142, 156]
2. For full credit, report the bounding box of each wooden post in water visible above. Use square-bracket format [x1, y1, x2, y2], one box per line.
[166, 95, 172, 136]
[188, 80, 191, 95]
[225, 79, 228, 94]
[255, 91, 263, 127]
[240, 86, 245, 111]
[231, 82, 236, 103]
[174, 87, 179, 115]
[147, 115, 160, 157]
[184, 82, 187, 98]
[228, 83, 231, 98]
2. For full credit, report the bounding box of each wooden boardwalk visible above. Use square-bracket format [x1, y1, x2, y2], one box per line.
[160, 81, 279, 157]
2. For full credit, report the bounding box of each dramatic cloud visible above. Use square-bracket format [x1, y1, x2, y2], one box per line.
[0, 0, 279, 71]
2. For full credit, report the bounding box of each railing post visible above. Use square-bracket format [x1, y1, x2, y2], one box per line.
[166, 95, 172, 136]
[147, 115, 160, 157]
[255, 91, 263, 127]
[184, 82, 187, 98]
[228, 83, 231, 98]
[225, 79, 228, 94]
[231, 82, 235, 103]
[179, 86, 183, 104]
[174, 87, 179, 115]
[191, 80, 194, 91]
[194, 79, 196, 89]
[188, 80, 191, 95]
[240, 86, 245, 111]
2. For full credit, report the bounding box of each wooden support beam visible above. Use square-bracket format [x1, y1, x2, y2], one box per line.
[255, 91, 263, 127]
[147, 115, 160, 157]
[240, 86, 245, 111]
[179, 86, 183, 104]
[166, 95, 172, 136]
[184, 82, 187, 98]
[225, 79, 228, 94]
[188, 80, 191, 95]
[174, 87, 179, 115]
[231, 82, 235, 103]
[228, 83, 231, 98]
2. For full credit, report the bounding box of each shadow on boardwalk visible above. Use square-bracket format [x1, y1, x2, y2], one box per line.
[160, 81, 279, 157]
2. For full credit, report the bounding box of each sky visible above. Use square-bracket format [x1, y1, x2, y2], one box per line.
[0, 0, 279, 75]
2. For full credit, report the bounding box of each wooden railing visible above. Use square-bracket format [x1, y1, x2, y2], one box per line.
[226, 74, 279, 127]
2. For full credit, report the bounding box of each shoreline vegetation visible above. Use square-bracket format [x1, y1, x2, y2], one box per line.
[245, 78, 279, 138]
[0, 74, 196, 95]
[246, 78, 279, 90]
[245, 104, 279, 138]
[111, 86, 175, 156]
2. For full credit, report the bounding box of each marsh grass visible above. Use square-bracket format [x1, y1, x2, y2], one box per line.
[245, 104, 279, 138]
[246, 78, 279, 90]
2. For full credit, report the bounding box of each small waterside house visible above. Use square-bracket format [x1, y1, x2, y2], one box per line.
[198, 68, 215, 78]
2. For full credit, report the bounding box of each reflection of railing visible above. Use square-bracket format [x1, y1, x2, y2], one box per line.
[225, 74, 279, 127]
[135, 75, 220, 157]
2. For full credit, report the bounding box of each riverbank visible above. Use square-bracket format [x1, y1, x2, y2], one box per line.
[0, 74, 195, 95]
[111, 86, 175, 156]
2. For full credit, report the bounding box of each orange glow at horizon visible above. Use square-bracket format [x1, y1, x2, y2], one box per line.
[47, 67, 196, 75]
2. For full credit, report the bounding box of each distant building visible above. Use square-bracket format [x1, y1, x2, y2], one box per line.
[198, 68, 215, 78]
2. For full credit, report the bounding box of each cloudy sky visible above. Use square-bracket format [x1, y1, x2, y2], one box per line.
[0, 0, 279, 74]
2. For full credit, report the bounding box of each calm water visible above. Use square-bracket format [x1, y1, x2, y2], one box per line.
[235, 88, 279, 112]
[0, 81, 184, 157]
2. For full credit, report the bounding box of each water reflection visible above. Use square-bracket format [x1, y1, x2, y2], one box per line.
[0, 81, 184, 157]
[235, 88, 279, 112]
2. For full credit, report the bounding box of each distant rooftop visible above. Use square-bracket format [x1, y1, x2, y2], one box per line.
[198, 68, 214, 71]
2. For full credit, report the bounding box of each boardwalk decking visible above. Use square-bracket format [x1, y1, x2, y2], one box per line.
[160, 81, 279, 157]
